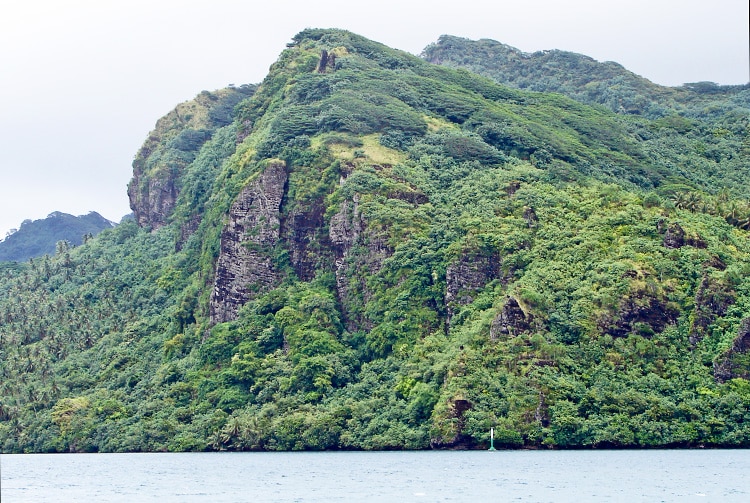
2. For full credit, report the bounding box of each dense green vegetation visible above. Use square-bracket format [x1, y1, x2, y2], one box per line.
[1, 29, 749, 452]
[0, 211, 116, 262]
[422, 35, 750, 197]
[422, 35, 750, 118]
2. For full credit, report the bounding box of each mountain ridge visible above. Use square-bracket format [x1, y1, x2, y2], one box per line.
[421, 34, 750, 117]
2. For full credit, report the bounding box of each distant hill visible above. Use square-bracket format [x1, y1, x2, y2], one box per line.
[421, 35, 750, 118]
[0, 211, 116, 262]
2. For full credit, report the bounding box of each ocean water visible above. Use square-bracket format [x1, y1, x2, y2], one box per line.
[2, 449, 749, 502]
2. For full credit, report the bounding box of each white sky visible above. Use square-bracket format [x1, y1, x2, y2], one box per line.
[1, 0, 748, 239]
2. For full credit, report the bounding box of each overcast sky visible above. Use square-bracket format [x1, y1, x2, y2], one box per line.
[1, 0, 748, 239]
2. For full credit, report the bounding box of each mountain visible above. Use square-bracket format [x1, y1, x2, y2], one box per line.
[0, 211, 116, 262]
[1, 29, 750, 453]
[422, 35, 750, 118]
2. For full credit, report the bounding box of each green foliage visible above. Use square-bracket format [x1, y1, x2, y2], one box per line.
[3, 29, 750, 453]
[0, 212, 115, 262]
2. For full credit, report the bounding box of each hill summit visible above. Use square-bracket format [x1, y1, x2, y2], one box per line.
[422, 34, 750, 116]
[0, 211, 116, 262]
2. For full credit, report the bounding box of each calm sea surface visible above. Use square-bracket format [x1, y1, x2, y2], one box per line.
[2, 450, 749, 502]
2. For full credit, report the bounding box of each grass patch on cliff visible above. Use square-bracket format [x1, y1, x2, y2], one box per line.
[320, 133, 406, 165]
[424, 114, 459, 132]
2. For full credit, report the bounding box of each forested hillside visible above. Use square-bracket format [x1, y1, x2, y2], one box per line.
[2, 29, 749, 452]
[422, 35, 750, 118]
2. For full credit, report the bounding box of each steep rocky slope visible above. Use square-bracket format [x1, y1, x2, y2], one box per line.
[127, 85, 255, 230]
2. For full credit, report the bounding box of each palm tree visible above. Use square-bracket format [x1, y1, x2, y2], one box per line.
[684, 192, 702, 212]
[725, 201, 741, 226]
[717, 188, 731, 204]
[670, 192, 687, 209]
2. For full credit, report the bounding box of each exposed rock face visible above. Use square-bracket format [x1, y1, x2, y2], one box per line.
[281, 200, 331, 282]
[329, 195, 391, 330]
[128, 105, 208, 230]
[704, 255, 727, 271]
[429, 397, 474, 449]
[128, 87, 254, 230]
[599, 287, 678, 338]
[662, 222, 686, 249]
[128, 174, 178, 229]
[329, 196, 362, 251]
[490, 297, 532, 339]
[449, 398, 472, 443]
[523, 206, 538, 227]
[689, 275, 735, 346]
[658, 220, 706, 249]
[445, 250, 501, 319]
[714, 318, 750, 383]
[505, 180, 521, 197]
[535, 391, 550, 427]
[210, 161, 288, 324]
[317, 49, 336, 73]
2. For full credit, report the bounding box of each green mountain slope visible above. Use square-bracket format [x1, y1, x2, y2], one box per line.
[0, 211, 116, 262]
[422, 35, 750, 117]
[2, 29, 750, 453]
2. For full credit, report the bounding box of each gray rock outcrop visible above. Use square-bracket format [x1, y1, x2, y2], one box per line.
[282, 200, 331, 282]
[714, 318, 750, 383]
[662, 222, 686, 249]
[128, 174, 178, 229]
[209, 161, 287, 324]
[329, 194, 391, 331]
[445, 250, 501, 319]
[490, 297, 532, 339]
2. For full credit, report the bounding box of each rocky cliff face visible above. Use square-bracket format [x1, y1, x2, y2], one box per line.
[714, 318, 750, 382]
[128, 100, 210, 229]
[662, 222, 686, 249]
[445, 249, 502, 320]
[281, 199, 332, 282]
[689, 275, 735, 346]
[598, 287, 678, 338]
[329, 194, 392, 331]
[128, 172, 178, 230]
[128, 87, 254, 230]
[210, 161, 288, 324]
[490, 296, 533, 339]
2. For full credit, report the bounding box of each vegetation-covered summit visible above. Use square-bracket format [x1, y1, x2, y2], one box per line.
[422, 35, 750, 117]
[0, 211, 116, 263]
[1, 29, 750, 452]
